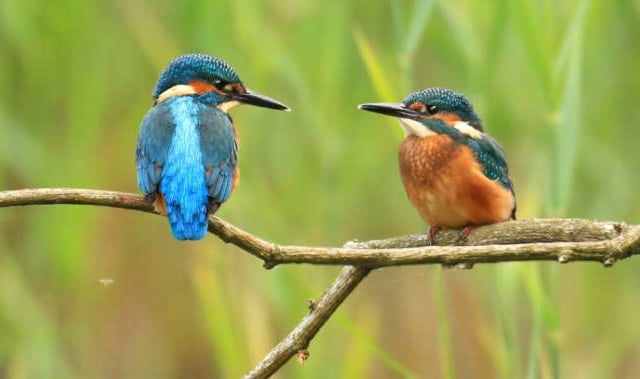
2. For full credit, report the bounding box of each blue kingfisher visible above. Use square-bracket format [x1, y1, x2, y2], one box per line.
[358, 88, 516, 243]
[136, 54, 289, 240]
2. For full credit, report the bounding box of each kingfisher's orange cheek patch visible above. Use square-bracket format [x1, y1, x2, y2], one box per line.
[189, 80, 217, 94]
[227, 83, 245, 93]
[408, 102, 426, 113]
[431, 112, 461, 124]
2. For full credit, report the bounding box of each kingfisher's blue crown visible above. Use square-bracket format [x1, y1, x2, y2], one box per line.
[403, 87, 481, 127]
[152, 54, 241, 99]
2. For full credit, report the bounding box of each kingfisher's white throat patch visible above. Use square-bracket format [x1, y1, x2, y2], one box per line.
[453, 121, 483, 139]
[398, 118, 436, 138]
[216, 100, 241, 113]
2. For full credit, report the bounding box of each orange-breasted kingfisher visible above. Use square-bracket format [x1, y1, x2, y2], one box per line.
[358, 88, 516, 244]
[136, 54, 289, 240]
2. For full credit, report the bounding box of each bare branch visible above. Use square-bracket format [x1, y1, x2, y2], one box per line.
[2, 189, 637, 268]
[2, 188, 639, 378]
[0, 188, 152, 211]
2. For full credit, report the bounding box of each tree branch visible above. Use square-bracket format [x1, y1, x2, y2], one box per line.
[1, 188, 638, 378]
[244, 265, 371, 379]
[1, 189, 638, 268]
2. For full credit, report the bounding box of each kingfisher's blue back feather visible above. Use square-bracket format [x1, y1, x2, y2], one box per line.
[160, 97, 211, 240]
[198, 109, 238, 203]
[466, 135, 512, 191]
[137, 96, 238, 240]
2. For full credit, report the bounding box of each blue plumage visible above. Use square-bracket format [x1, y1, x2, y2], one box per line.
[160, 97, 210, 240]
[417, 118, 511, 189]
[152, 54, 240, 100]
[419, 117, 515, 217]
[136, 54, 287, 241]
[403, 87, 482, 129]
[198, 109, 237, 204]
[466, 136, 512, 190]
[137, 96, 238, 240]
[136, 103, 174, 195]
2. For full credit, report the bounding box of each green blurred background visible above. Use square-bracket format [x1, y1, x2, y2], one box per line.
[1, 0, 640, 378]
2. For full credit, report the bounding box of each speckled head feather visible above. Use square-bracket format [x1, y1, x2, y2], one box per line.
[152, 54, 241, 100]
[403, 88, 482, 129]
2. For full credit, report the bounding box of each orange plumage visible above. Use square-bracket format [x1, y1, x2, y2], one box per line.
[359, 87, 516, 241]
[399, 134, 514, 228]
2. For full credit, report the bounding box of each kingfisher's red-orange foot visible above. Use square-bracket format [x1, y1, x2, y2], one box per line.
[358, 88, 516, 244]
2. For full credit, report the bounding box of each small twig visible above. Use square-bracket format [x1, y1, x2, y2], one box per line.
[1, 188, 639, 378]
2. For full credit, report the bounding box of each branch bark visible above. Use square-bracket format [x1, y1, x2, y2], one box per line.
[1, 188, 638, 378]
[2, 189, 637, 268]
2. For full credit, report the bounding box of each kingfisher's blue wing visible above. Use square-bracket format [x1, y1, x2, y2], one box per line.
[468, 135, 511, 189]
[416, 117, 516, 219]
[197, 108, 238, 208]
[423, 118, 514, 192]
[468, 134, 517, 218]
[136, 104, 176, 196]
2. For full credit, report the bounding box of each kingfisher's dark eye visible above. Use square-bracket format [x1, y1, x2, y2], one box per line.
[213, 79, 227, 89]
[213, 80, 241, 93]
[426, 105, 439, 115]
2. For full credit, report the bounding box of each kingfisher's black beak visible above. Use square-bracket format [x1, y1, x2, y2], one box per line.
[357, 103, 421, 120]
[231, 88, 290, 111]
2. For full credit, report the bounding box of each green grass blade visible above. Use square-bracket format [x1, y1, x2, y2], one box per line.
[191, 261, 247, 378]
[433, 270, 456, 379]
[554, 0, 591, 80]
[400, 0, 434, 65]
[353, 28, 398, 102]
[511, 0, 554, 104]
[391, 1, 407, 46]
[434, 0, 478, 63]
[550, 0, 590, 215]
[337, 314, 422, 379]
[337, 305, 377, 379]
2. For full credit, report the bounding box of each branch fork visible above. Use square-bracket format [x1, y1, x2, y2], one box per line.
[1, 188, 638, 378]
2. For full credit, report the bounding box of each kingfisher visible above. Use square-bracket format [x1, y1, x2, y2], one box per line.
[358, 88, 516, 244]
[136, 54, 289, 240]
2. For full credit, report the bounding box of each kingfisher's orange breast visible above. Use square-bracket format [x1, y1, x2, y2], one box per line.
[399, 135, 514, 228]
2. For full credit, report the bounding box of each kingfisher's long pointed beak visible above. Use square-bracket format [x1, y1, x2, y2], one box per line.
[357, 103, 420, 120]
[231, 88, 290, 111]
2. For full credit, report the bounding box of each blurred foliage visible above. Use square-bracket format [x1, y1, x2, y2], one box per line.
[1, 0, 640, 378]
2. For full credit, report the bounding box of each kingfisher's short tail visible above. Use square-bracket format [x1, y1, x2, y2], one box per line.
[166, 199, 208, 240]
[160, 168, 210, 240]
